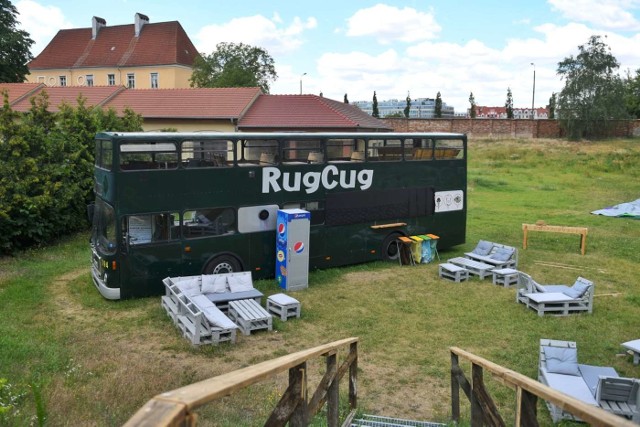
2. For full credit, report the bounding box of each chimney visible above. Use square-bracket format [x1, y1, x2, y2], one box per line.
[134, 13, 149, 37]
[92, 16, 106, 39]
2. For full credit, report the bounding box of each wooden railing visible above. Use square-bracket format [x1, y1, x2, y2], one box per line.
[450, 347, 637, 426]
[124, 337, 358, 427]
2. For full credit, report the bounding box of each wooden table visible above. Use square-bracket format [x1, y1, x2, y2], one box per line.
[522, 223, 588, 255]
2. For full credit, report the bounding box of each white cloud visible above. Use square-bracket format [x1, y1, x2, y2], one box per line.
[15, 0, 72, 56]
[194, 15, 317, 56]
[345, 4, 441, 44]
[548, 0, 640, 30]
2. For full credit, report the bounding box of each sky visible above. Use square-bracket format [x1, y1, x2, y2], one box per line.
[14, 0, 640, 113]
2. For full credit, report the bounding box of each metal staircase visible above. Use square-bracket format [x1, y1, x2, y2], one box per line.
[351, 414, 445, 427]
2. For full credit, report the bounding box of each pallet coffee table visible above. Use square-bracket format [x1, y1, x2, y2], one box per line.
[228, 299, 273, 335]
[448, 257, 494, 280]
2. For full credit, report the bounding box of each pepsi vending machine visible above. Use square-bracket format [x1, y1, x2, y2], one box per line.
[276, 209, 310, 291]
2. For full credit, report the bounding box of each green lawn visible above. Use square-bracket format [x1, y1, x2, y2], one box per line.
[1, 137, 639, 426]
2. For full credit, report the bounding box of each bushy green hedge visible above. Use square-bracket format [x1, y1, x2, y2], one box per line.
[0, 90, 142, 254]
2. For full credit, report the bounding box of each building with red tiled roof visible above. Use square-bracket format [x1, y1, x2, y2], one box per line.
[27, 13, 199, 90]
[473, 105, 549, 119]
[1, 84, 392, 132]
[104, 87, 263, 131]
[238, 95, 392, 132]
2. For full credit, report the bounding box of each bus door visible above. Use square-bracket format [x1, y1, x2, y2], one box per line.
[121, 212, 182, 297]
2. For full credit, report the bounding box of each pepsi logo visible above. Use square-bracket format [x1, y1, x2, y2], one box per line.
[277, 222, 286, 235]
[293, 241, 305, 253]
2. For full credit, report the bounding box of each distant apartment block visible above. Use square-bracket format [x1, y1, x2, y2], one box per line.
[26, 13, 199, 89]
[353, 97, 455, 118]
[471, 106, 549, 119]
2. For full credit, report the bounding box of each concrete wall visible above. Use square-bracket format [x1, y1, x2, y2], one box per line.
[382, 118, 640, 139]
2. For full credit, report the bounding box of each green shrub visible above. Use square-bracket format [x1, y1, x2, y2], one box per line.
[0, 90, 142, 254]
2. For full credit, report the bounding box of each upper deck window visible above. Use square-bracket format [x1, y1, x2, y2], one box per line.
[95, 139, 113, 170]
[182, 139, 233, 168]
[120, 142, 178, 170]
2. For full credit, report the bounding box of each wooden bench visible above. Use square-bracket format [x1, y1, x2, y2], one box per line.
[228, 299, 273, 335]
[522, 222, 588, 255]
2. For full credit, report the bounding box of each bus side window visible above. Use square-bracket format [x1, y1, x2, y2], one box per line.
[183, 208, 236, 238]
[125, 213, 176, 246]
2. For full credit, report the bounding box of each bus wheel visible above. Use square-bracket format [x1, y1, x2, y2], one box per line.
[381, 234, 401, 261]
[204, 255, 241, 275]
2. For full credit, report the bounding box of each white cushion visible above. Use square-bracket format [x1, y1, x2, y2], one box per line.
[227, 273, 254, 293]
[190, 294, 215, 310]
[201, 306, 237, 329]
[268, 293, 299, 305]
[544, 346, 580, 376]
[201, 274, 228, 294]
[175, 279, 201, 296]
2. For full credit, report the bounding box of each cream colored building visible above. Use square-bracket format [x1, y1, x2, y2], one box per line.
[27, 13, 199, 90]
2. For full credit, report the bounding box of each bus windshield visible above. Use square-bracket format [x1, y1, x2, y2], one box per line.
[91, 198, 117, 255]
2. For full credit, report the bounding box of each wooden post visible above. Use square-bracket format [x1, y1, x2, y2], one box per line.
[290, 362, 307, 427]
[349, 341, 358, 411]
[451, 352, 460, 423]
[327, 353, 338, 427]
[470, 364, 483, 426]
[516, 387, 539, 427]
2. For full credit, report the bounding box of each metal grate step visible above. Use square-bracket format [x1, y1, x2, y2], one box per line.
[351, 414, 446, 427]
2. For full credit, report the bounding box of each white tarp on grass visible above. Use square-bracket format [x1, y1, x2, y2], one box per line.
[591, 198, 640, 219]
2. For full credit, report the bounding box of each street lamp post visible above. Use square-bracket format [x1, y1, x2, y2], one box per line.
[300, 72, 307, 95]
[530, 63, 536, 120]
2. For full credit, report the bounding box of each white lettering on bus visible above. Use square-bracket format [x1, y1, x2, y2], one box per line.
[262, 166, 373, 194]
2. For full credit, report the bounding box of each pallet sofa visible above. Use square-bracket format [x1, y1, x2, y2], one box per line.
[539, 339, 640, 423]
[516, 273, 594, 316]
[464, 240, 518, 269]
[161, 272, 265, 345]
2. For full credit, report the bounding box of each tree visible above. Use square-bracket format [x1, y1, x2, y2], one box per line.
[556, 35, 628, 139]
[435, 92, 443, 118]
[0, 0, 34, 83]
[505, 87, 514, 119]
[189, 42, 277, 93]
[547, 92, 557, 119]
[372, 91, 379, 118]
[344, 93, 349, 104]
[468, 92, 476, 118]
[624, 69, 640, 118]
[403, 92, 411, 118]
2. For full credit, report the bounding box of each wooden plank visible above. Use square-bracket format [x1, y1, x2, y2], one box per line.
[135, 338, 358, 412]
[369, 222, 407, 229]
[522, 223, 588, 255]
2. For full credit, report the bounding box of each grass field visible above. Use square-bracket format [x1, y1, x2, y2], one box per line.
[1, 137, 639, 426]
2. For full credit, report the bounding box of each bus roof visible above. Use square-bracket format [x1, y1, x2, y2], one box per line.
[96, 131, 467, 140]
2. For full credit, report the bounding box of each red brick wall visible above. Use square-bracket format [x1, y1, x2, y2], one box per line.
[382, 118, 640, 139]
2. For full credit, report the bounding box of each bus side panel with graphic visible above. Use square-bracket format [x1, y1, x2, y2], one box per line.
[90, 132, 467, 299]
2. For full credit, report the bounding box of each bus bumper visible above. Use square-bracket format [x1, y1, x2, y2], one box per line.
[91, 267, 121, 300]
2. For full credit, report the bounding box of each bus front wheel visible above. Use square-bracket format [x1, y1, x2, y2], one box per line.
[204, 255, 242, 275]
[381, 233, 401, 261]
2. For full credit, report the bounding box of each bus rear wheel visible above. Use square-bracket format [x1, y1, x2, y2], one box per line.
[381, 233, 401, 261]
[204, 255, 242, 275]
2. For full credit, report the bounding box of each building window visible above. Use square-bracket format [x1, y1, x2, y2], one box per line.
[150, 72, 158, 89]
[127, 73, 135, 88]
[107, 74, 115, 86]
[86, 75, 94, 87]
[59, 76, 66, 86]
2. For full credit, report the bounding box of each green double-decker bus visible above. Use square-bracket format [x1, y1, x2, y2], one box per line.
[90, 131, 467, 299]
